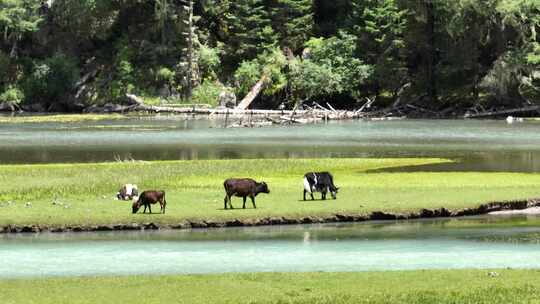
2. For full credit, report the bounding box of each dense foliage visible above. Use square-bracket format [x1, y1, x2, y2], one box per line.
[0, 0, 538, 113]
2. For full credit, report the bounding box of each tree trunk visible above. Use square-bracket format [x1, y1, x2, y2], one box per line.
[235, 74, 268, 110]
[425, 0, 437, 104]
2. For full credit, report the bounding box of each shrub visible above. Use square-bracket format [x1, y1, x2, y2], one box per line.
[0, 86, 24, 104]
[22, 53, 79, 104]
[234, 48, 287, 98]
[191, 81, 225, 107]
[198, 44, 221, 80]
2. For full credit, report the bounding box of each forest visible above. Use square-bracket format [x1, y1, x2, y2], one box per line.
[0, 0, 538, 116]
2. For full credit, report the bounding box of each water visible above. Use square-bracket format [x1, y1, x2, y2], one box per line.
[2, 117, 540, 171]
[2, 216, 540, 278]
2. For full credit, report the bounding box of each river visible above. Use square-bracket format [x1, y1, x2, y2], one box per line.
[2, 216, 540, 278]
[2, 117, 540, 172]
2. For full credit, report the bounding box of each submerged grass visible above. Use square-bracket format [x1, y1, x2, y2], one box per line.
[1, 158, 540, 227]
[0, 114, 127, 123]
[2, 270, 540, 304]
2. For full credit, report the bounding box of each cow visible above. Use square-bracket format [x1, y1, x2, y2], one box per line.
[117, 184, 138, 201]
[132, 190, 167, 214]
[303, 172, 339, 201]
[223, 178, 270, 209]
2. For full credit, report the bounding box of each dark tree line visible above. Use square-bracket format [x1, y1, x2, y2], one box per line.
[0, 0, 538, 114]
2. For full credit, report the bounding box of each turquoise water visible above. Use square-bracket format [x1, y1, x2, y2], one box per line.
[2, 216, 540, 278]
[1, 118, 540, 171]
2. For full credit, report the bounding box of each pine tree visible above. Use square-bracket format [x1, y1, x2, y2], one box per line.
[348, 0, 408, 97]
[271, 0, 314, 53]
[224, 0, 277, 66]
[0, 0, 42, 58]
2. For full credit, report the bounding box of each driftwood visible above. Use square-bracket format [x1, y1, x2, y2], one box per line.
[464, 105, 540, 118]
[355, 96, 377, 115]
[235, 74, 268, 110]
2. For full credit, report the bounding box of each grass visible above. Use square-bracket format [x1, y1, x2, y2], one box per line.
[0, 114, 127, 123]
[2, 270, 540, 304]
[1, 158, 540, 227]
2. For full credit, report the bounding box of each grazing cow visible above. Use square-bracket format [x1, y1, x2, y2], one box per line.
[303, 172, 339, 201]
[132, 190, 166, 214]
[117, 184, 138, 201]
[223, 178, 270, 209]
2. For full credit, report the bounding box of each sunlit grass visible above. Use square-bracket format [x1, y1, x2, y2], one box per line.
[0, 114, 127, 123]
[2, 270, 540, 304]
[1, 158, 540, 227]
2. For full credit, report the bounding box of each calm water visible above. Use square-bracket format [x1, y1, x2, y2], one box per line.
[2, 216, 540, 278]
[2, 116, 540, 171]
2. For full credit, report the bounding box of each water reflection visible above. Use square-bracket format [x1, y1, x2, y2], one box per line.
[2, 118, 540, 171]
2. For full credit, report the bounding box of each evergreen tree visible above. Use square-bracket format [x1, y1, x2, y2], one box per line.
[348, 0, 408, 98]
[271, 0, 314, 53]
[223, 0, 277, 67]
[0, 0, 42, 58]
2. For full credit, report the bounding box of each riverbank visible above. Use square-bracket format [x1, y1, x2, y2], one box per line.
[2, 158, 540, 233]
[2, 270, 540, 304]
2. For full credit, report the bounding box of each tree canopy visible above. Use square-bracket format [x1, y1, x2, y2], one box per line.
[0, 0, 538, 113]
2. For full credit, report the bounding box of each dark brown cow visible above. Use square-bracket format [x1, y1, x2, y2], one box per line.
[223, 178, 269, 209]
[132, 190, 167, 214]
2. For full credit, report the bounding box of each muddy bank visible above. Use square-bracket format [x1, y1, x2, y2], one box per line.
[1, 198, 539, 234]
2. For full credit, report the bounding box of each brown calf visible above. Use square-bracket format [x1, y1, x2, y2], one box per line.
[223, 178, 269, 209]
[132, 190, 167, 214]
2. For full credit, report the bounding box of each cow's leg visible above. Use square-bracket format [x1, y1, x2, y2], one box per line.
[303, 189, 307, 201]
[225, 193, 234, 209]
[250, 195, 257, 209]
[310, 192, 315, 200]
[322, 190, 326, 200]
[242, 196, 247, 209]
[143, 204, 147, 213]
[148, 204, 152, 214]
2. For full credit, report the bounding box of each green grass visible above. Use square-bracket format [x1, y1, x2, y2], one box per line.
[2, 270, 540, 304]
[0, 114, 127, 123]
[1, 158, 540, 227]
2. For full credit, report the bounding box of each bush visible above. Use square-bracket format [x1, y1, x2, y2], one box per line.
[191, 81, 225, 107]
[23, 54, 79, 104]
[198, 44, 221, 80]
[234, 48, 287, 97]
[0, 86, 24, 104]
[156, 67, 175, 85]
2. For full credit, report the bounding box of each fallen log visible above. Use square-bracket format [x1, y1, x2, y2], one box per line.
[464, 105, 540, 118]
[235, 74, 268, 110]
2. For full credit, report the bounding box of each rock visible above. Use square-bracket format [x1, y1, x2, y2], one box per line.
[189, 221, 207, 229]
[144, 222, 159, 230]
[0, 102, 17, 112]
[369, 211, 397, 221]
[102, 103, 128, 113]
[218, 91, 236, 108]
[93, 225, 113, 231]
[125, 94, 145, 106]
[158, 85, 171, 98]
[225, 219, 244, 227]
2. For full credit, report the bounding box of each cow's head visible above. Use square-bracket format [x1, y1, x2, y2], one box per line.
[132, 197, 141, 214]
[330, 187, 339, 199]
[256, 182, 270, 194]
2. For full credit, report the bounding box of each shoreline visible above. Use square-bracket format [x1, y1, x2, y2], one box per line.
[2, 198, 539, 234]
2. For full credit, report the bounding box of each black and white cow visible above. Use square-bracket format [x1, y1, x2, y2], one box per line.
[303, 172, 339, 201]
